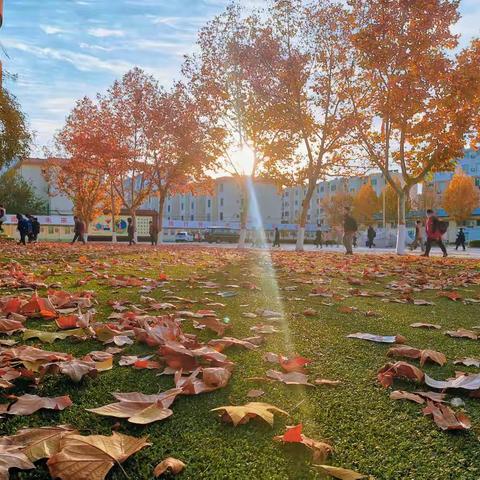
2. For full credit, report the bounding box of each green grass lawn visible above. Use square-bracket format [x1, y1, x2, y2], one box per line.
[2, 244, 480, 479]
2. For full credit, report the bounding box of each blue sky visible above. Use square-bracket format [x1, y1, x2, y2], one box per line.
[1, 0, 479, 155]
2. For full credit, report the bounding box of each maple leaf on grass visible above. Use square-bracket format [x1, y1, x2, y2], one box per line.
[1, 425, 77, 462]
[0, 445, 35, 479]
[7, 394, 72, 415]
[387, 346, 447, 366]
[422, 401, 471, 431]
[86, 389, 182, 425]
[315, 464, 367, 479]
[47, 432, 150, 480]
[154, 457, 186, 477]
[211, 402, 288, 426]
[266, 370, 314, 386]
[274, 424, 333, 463]
[377, 362, 425, 388]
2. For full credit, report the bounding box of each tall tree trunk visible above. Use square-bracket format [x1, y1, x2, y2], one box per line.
[396, 189, 407, 255]
[295, 181, 316, 252]
[131, 210, 138, 243]
[238, 177, 249, 249]
[110, 183, 117, 243]
[157, 192, 166, 244]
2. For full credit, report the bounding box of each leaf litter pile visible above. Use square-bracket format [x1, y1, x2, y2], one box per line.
[1, 245, 480, 478]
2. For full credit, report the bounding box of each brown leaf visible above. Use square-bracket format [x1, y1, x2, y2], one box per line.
[266, 370, 313, 386]
[422, 401, 471, 430]
[211, 402, 288, 426]
[314, 465, 367, 479]
[410, 323, 441, 329]
[377, 362, 425, 388]
[2, 425, 77, 462]
[314, 379, 342, 386]
[445, 329, 478, 340]
[8, 394, 72, 416]
[246, 389, 265, 398]
[153, 457, 186, 477]
[454, 357, 480, 367]
[0, 445, 35, 478]
[47, 432, 150, 480]
[390, 390, 425, 404]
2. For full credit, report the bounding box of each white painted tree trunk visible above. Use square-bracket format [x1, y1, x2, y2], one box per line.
[157, 228, 163, 245]
[396, 191, 407, 255]
[132, 212, 138, 243]
[238, 228, 248, 249]
[295, 227, 305, 252]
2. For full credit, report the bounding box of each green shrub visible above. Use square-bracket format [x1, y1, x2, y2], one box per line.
[469, 240, 480, 248]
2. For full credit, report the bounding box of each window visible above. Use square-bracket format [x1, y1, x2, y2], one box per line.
[295, 200, 298, 206]
[191, 202, 194, 209]
[181, 203, 184, 211]
[220, 198, 224, 207]
[320, 186, 324, 192]
[219, 183, 224, 193]
[207, 213, 211, 221]
[190, 214, 194, 221]
[371, 179, 377, 186]
[167, 205, 171, 213]
[207, 199, 211, 208]
[181, 215, 184, 221]
[331, 185, 336, 192]
[219, 212, 223, 221]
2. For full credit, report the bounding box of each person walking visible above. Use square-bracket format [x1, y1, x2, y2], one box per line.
[71, 216, 86, 245]
[410, 220, 425, 252]
[127, 218, 135, 246]
[16, 214, 28, 245]
[343, 206, 358, 255]
[314, 229, 323, 248]
[422, 209, 447, 257]
[25, 215, 35, 243]
[272, 227, 281, 248]
[0, 205, 6, 233]
[367, 226, 376, 248]
[31, 216, 40, 242]
[455, 228, 466, 251]
[149, 220, 158, 246]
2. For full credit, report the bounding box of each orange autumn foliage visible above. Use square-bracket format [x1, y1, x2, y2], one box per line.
[442, 171, 479, 223]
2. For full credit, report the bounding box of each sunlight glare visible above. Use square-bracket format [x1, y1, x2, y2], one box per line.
[229, 145, 255, 175]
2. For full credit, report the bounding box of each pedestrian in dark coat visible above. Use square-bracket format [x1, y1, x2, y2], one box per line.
[71, 216, 86, 245]
[455, 228, 466, 251]
[127, 218, 135, 246]
[272, 227, 281, 248]
[16, 214, 28, 245]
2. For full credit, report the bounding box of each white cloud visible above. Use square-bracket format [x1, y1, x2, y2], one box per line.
[87, 28, 125, 38]
[40, 25, 70, 35]
[3, 39, 132, 75]
[79, 42, 115, 52]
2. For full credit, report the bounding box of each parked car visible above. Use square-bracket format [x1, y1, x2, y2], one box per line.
[175, 231, 194, 243]
[204, 227, 240, 243]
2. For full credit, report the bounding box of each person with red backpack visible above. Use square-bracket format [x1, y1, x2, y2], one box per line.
[422, 209, 447, 257]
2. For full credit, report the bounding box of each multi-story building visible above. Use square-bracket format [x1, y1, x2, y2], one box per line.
[8, 149, 480, 241]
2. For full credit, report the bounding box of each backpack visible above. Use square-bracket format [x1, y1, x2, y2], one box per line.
[437, 220, 449, 235]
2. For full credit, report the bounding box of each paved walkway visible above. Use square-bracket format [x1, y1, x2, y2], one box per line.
[175, 242, 480, 258]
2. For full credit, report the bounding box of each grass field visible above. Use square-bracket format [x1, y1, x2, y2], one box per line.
[1, 244, 480, 480]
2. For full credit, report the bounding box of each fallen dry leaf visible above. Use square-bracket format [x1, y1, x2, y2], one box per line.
[315, 379, 342, 386]
[445, 329, 478, 340]
[47, 432, 150, 480]
[153, 457, 186, 477]
[390, 390, 425, 404]
[425, 372, 480, 391]
[315, 464, 367, 479]
[454, 358, 480, 367]
[1, 425, 77, 462]
[246, 389, 265, 398]
[377, 362, 425, 388]
[410, 323, 441, 329]
[211, 402, 288, 426]
[274, 424, 333, 463]
[348, 333, 406, 344]
[0, 444, 35, 478]
[7, 394, 72, 416]
[422, 401, 471, 430]
[266, 370, 313, 386]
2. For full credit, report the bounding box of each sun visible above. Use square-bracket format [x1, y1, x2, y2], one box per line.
[229, 145, 255, 176]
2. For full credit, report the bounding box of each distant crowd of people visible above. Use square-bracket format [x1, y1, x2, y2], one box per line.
[14, 214, 40, 245]
[1, 206, 471, 257]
